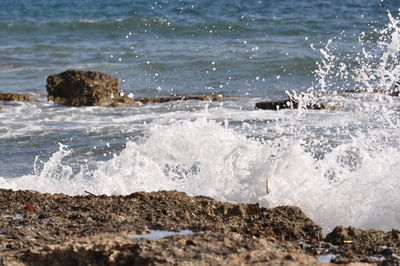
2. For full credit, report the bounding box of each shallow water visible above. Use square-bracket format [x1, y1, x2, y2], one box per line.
[0, 0, 399, 234]
[128, 229, 193, 240]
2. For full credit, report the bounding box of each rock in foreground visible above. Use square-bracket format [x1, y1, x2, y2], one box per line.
[0, 189, 398, 265]
[24, 230, 322, 266]
[0, 93, 37, 102]
[324, 226, 400, 264]
[46, 70, 138, 107]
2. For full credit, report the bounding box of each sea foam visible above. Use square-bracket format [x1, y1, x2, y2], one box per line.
[1, 116, 399, 234]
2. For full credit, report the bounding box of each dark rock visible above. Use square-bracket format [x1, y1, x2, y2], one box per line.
[325, 226, 400, 255]
[46, 70, 139, 107]
[343, 87, 400, 96]
[255, 98, 297, 110]
[394, 81, 400, 96]
[0, 93, 37, 102]
[134, 94, 234, 104]
[255, 98, 340, 111]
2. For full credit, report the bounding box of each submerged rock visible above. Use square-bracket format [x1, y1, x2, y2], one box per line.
[256, 83, 400, 111]
[255, 98, 341, 111]
[0, 92, 37, 102]
[135, 94, 234, 104]
[255, 98, 296, 110]
[343, 87, 400, 96]
[46, 70, 139, 107]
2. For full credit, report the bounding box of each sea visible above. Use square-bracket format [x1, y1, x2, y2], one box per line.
[0, 0, 399, 234]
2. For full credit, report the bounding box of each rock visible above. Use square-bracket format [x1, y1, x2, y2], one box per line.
[343, 87, 400, 97]
[255, 98, 341, 110]
[394, 81, 400, 93]
[0, 93, 37, 102]
[0, 189, 397, 265]
[319, 226, 400, 265]
[0, 189, 322, 264]
[46, 70, 232, 107]
[134, 94, 234, 104]
[46, 70, 139, 107]
[0, 189, 322, 243]
[23, 230, 322, 266]
[255, 98, 296, 110]
[325, 226, 400, 255]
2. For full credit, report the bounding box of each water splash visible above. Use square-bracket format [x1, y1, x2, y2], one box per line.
[0, 144, 91, 195]
[1, 116, 399, 233]
[92, 118, 271, 202]
[310, 10, 400, 95]
[1, 11, 400, 234]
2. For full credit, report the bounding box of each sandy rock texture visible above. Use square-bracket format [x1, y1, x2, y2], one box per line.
[24, 230, 323, 266]
[46, 70, 138, 107]
[0, 93, 37, 102]
[0, 189, 398, 265]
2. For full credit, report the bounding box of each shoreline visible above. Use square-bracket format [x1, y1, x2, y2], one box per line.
[0, 189, 398, 265]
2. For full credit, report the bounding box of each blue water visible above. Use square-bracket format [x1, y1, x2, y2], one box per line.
[1, 1, 400, 233]
[1, 0, 397, 97]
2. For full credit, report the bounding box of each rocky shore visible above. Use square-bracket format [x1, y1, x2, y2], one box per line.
[45, 70, 232, 107]
[0, 189, 398, 265]
[2, 70, 398, 111]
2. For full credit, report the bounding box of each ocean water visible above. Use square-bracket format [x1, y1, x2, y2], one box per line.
[0, 0, 399, 234]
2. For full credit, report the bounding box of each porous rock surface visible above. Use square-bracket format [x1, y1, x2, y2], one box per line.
[46, 70, 138, 107]
[24, 230, 323, 266]
[0, 93, 37, 102]
[323, 226, 400, 264]
[0, 189, 398, 265]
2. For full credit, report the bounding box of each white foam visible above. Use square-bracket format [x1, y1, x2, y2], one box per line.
[265, 139, 400, 234]
[92, 118, 271, 202]
[1, 116, 399, 234]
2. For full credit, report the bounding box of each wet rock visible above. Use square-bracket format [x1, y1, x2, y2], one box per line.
[394, 81, 400, 95]
[343, 87, 400, 97]
[46, 70, 139, 107]
[0, 189, 322, 243]
[0, 189, 398, 265]
[0, 93, 37, 102]
[134, 94, 234, 104]
[23, 230, 322, 266]
[255, 98, 296, 110]
[0, 189, 323, 264]
[325, 226, 400, 255]
[255, 98, 341, 110]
